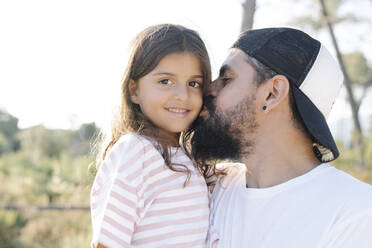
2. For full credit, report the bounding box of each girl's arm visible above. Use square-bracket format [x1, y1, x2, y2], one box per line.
[91, 134, 145, 248]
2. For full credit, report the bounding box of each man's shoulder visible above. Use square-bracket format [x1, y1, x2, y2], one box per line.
[325, 165, 372, 194]
[320, 166, 372, 242]
[321, 164, 372, 213]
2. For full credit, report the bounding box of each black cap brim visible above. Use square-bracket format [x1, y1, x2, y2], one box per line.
[292, 85, 339, 162]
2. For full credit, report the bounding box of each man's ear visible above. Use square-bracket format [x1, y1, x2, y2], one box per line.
[263, 75, 290, 111]
[128, 79, 140, 104]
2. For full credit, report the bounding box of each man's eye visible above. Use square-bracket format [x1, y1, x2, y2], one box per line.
[159, 79, 172, 85]
[189, 81, 201, 88]
[221, 77, 231, 85]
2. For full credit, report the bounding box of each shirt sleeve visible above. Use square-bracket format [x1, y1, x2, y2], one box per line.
[324, 209, 372, 248]
[90, 134, 147, 248]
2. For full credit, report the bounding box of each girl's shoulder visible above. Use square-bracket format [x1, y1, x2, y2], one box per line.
[113, 133, 157, 153]
[108, 133, 163, 178]
[116, 133, 150, 146]
[105, 133, 159, 170]
[117, 133, 186, 159]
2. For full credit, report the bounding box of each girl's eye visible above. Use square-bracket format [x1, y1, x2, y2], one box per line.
[189, 81, 201, 88]
[159, 79, 172, 85]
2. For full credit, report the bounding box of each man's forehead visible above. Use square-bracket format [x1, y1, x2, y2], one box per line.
[220, 48, 249, 75]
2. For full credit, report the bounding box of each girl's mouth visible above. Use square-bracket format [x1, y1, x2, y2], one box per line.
[166, 107, 190, 116]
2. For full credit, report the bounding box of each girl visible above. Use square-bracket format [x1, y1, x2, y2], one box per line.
[90, 24, 212, 248]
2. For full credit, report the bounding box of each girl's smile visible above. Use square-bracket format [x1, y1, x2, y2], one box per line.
[165, 106, 191, 117]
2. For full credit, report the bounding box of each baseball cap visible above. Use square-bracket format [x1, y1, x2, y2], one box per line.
[232, 27, 344, 162]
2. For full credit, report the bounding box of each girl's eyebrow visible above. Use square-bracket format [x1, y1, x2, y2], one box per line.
[151, 72, 203, 78]
[152, 72, 175, 76]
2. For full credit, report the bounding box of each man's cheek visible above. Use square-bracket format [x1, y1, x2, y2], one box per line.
[199, 106, 210, 120]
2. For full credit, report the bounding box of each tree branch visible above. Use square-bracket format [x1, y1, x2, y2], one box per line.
[1, 204, 90, 211]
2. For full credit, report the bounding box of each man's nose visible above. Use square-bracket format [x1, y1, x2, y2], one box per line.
[207, 79, 219, 97]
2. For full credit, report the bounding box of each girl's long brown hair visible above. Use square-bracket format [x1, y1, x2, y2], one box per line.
[95, 24, 213, 181]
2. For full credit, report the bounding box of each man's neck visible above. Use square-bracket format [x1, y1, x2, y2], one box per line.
[241, 127, 320, 188]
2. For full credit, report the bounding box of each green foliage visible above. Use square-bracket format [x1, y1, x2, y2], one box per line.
[71, 122, 100, 156]
[17, 126, 73, 160]
[289, 0, 371, 86]
[0, 133, 12, 154]
[324, 0, 343, 18]
[292, 16, 325, 30]
[0, 151, 94, 205]
[18, 211, 91, 248]
[77, 123, 99, 142]
[289, 0, 358, 29]
[0, 110, 20, 154]
[343, 51, 370, 85]
[0, 211, 27, 248]
[15, 122, 100, 161]
[0, 150, 94, 247]
[332, 138, 372, 182]
[0, 121, 97, 247]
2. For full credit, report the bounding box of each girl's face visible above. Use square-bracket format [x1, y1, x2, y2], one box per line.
[130, 52, 204, 138]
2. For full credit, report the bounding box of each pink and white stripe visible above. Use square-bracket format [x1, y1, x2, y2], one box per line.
[90, 134, 209, 248]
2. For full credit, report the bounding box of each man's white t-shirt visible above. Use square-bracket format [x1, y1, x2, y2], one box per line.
[209, 163, 372, 248]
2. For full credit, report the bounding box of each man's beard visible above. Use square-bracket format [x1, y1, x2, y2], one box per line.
[191, 95, 258, 164]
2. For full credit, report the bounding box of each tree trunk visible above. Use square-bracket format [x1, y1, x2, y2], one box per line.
[319, 0, 365, 167]
[241, 0, 256, 32]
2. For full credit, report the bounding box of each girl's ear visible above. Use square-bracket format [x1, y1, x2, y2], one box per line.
[128, 79, 140, 104]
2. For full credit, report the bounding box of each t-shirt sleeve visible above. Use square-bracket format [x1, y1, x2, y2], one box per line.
[90, 134, 149, 248]
[324, 209, 372, 248]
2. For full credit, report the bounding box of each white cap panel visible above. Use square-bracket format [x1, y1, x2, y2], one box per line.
[299, 45, 344, 119]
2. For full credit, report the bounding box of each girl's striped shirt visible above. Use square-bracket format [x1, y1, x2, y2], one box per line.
[90, 133, 209, 248]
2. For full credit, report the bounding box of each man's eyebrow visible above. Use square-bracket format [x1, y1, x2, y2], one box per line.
[219, 64, 231, 77]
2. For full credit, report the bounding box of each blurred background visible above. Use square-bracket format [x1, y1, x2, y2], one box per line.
[1, 0, 371, 247]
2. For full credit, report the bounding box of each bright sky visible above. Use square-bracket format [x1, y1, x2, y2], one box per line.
[1, 0, 371, 130]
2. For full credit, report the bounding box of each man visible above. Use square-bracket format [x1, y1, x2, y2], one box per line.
[192, 28, 372, 247]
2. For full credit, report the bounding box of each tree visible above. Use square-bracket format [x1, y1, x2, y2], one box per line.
[343, 51, 372, 114]
[318, 0, 371, 166]
[72, 122, 99, 156]
[0, 109, 20, 154]
[241, 0, 256, 32]
[76, 122, 99, 142]
[18, 125, 73, 160]
[0, 133, 11, 154]
[291, 0, 372, 166]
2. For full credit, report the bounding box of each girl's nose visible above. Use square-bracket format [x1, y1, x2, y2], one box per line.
[174, 83, 189, 100]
